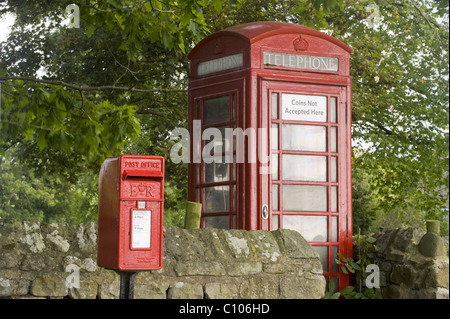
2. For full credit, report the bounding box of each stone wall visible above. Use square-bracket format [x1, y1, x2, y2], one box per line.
[360, 227, 449, 299]
[0, 222, 326, 299]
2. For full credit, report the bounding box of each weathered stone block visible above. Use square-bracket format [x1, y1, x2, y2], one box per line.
[274, 228, 318, 259]
[393, 228, 424, 252]
[135, 279, 169, 299]
[419, 232, 446, 257]
[68, 280, 98, 299]
[204, 283, 238, 299]
[167, 282, 203, 299]
[424, 257, 449, 289]
[0, 276, 29, 297]
[164, 227, 213, 261]
[226, 261, 262, 276]
[198, 228, 231, 259]
[76, 222, 98, 253]
[224, 230, 252, 259]
[174, 261, 226, 277]
[31, 274, 68, 297]
[96, 269, 119, 299]
[279, 275, 326, 299]
[239, 276, 278, 299]
[262, 259, 295, 274]
[390, 264, 416, 287]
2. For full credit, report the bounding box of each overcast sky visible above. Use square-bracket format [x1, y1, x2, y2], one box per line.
[0, 12, 14, 42]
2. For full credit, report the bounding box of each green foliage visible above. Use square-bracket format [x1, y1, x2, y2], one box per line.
[0, 77, 142, 174]
[346, 0, 449, 219]
[339, 286, 382, 299]
[0, 0, 219, 224]
[324, 280, 382, 299]
[0, 147, 97, 223]
[336, 253, 362, 275]
[336, 233, 379, 275]
[327, 233, 382, 299]
[0, 0, 448, 228]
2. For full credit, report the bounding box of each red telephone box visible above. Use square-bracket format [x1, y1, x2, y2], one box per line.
[97, 155, 164, 271]
[187, 22, 353, 289]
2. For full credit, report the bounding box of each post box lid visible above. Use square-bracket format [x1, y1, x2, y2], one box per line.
[188, 21, 352, 60]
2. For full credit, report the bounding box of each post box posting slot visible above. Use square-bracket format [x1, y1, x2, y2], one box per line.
[97, 155, 164, 271]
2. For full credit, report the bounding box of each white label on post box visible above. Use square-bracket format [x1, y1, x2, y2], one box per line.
[132, 210, 151, 249]
[282, 94, 327, 122]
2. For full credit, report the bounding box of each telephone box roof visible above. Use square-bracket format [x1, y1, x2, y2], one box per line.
[188, 21, 352, 59]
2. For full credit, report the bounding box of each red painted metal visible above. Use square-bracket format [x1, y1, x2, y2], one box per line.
[97, 155, 164, 271]
[188, 21, 353, 289]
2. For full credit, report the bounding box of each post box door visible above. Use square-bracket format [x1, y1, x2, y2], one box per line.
[262, 80, 352, 289]
[119, 155, 164, 270]
[119, 198, 163, 270]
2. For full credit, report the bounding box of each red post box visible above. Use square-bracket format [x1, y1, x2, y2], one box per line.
[97, 155, 164, 271]
[187, 21, 352, 289]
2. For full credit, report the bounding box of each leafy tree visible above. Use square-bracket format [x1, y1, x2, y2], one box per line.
[201, 0, 450, 233]
[1, 0, 223, 223]
[0, 0, 448, 232]
[342, 0, 449, 231]
[0, 146, 97, 223]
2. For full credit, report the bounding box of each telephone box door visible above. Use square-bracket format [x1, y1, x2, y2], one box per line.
[188, 79, 245, 230]
[262, 80, 352, 289]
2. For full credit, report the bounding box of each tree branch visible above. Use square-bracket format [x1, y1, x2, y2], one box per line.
[136, 109, 165, 116]
[0, 119, 52, 131]
[0, 76, 187, 93]
[412, 4, 442, 30]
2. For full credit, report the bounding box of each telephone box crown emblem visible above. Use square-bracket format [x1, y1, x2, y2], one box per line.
[293, 35, 309, 51]
[215, 39, 224, 54]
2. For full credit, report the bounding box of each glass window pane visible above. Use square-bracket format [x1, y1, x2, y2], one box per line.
[331, 277, 339, 292]
[332, 216, 338, 242]
[313, 246, 328, 273]
[271, 123, 278, 150]
[330, 97, 337, 123]
[331, 186, 338, 212]
[330, 127, 337, 153]
[232, 154, 236, 180]
[232, 185, 236, 211]
[203, 186, 229, 213]
[203, 216, 229, 229]
[282, 215, 328, 242]
[203, 96, 230, 125]
[282, 124, 326, 152]
[203, 126, 229, 156]
[204, 157, 229, 183]
[272, 93, 279, 119]
[332, 246, 339, 272]
[272, 184, 279, 210]
[331, 157, 337, 182]
[272, 215, 279, 230]
[282, 185, 327, 212]
[271, 154, 278, 180]
[282, 155, 327, 181]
